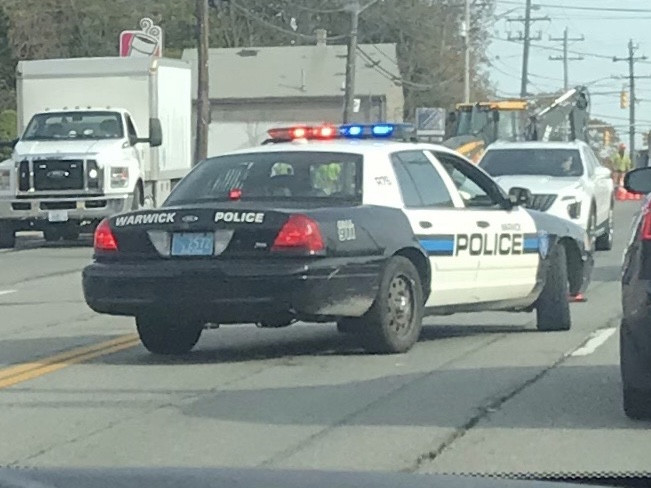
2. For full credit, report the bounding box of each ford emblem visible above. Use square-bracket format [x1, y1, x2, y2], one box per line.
[181, 215, 199, 223]
[47, 170, 70, 179]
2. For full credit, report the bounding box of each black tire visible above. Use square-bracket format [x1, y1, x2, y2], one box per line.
[336, 318, 365, 335]
[620, 324, 651, 420]
[43, 227, 62, 242]
[586, 207, 597, 253]
[536, 243, 571, 331]
[0, 222, 15, 249]
[623, 388, 651, 420]
[136, 313, 203, 355]
[595, 202, 614, 251]
[62, 225, 80, 241]
[132, 184, 143, 211]
[360, 256, 424, 354]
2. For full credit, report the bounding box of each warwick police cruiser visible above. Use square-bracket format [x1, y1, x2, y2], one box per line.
[82, 123, 594, 356]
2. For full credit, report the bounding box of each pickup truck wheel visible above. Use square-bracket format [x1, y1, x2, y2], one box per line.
[43, 227, 62, 242]
[0, 222, 15, 249]
[361, 256, 424, 354]
[131, 185, 142, 210]
[595, 202, 614, 251]
[535, 243, 571, 331]
[136, 313, 203, 355]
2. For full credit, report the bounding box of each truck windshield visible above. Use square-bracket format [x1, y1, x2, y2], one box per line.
[166, 151, 363, 205]
[479, 148, 584, 177]
[22, 111, 124, 141]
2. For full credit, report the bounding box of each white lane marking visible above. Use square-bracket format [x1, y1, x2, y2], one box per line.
[0, 290, 17, 297]
[571, 327, 617, 357]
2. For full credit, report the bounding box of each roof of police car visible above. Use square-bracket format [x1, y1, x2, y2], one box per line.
[212, 139, 463, 158]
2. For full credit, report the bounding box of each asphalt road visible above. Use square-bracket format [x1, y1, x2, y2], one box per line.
[0, 201, 649, 477]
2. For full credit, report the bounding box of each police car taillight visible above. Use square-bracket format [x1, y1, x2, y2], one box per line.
[272, 214, 324, 254]
[94, 218, 118, 252]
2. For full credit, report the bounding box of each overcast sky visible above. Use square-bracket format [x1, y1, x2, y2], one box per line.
[486, 0, 651, 145]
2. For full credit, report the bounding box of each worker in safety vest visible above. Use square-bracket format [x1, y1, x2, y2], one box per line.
[612, 143, 632, 187]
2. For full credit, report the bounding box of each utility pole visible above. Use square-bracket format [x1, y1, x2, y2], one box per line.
[463, 0, 470, 103]
[194, 0, 210, 165]
[614, 39, 648, 163]
[343, 0, 360, 124]
[549, 27, 584, 91]
[507, 0, 549, 97]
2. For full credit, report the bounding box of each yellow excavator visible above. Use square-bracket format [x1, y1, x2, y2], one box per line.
[443, 86, 590, 163]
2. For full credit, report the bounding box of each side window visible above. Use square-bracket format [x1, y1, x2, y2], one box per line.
[125, 115, 138, 143]
[431, 151, 505, 209]
[583, 149, 597, 178]
[391, 151, 454, 208]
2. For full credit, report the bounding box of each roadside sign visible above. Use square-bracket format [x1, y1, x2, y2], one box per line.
[119, 18, 163, 58]
[415, 107, 446, 136]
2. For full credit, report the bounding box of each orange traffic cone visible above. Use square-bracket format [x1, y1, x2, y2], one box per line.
[569, 293, 587, 303]
[615, 186, 627, 201]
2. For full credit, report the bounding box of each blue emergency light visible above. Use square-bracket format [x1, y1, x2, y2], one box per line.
[266, 123, 416, 142]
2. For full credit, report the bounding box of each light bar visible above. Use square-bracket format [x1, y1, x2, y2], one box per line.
[267, 125, 338, 141]
[266, 123, 416, 142]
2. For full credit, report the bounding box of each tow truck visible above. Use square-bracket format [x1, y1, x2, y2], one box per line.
[443, 86, 591, 162]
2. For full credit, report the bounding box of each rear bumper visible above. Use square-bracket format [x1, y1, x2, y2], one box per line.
[82, 257, 383, 322]
[0, 194, 132, 230]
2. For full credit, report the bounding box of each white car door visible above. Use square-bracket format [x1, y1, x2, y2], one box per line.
[429, 150, 541, 303]
[389, 150, 485, 307]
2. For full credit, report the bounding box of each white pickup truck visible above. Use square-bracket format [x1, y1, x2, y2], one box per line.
[0, 56, 192, 248]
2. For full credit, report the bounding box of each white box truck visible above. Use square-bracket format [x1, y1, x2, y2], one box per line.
[0, 56, 192, 248]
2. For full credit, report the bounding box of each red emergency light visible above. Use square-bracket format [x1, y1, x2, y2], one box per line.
[267, 125, 338, 141]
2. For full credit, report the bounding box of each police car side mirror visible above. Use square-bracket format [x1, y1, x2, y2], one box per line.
[624, 167, 651, 194]
[508, 186, 532, 207]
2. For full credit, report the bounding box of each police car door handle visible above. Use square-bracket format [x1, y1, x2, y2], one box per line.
[476, 220, 490, 228]
[419, 221, 433, 229]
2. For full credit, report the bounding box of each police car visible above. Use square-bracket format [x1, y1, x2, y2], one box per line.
[82, 123, 594, 356]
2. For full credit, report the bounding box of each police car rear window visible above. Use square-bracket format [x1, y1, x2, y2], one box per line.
[479, 148, 583, 178]
[165, 152, 362, 205]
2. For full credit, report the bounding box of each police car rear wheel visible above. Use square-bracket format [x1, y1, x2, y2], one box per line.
[362, 257, 424, 354]
[535, 243, 571, 332]
[136, 313, 203, 355]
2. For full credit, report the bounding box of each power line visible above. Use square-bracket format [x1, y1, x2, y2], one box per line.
[613, 40, 649, 160]
[548, 27, 584, 91]
[505, 0, 550, 97]
[496, 1, 651, 13]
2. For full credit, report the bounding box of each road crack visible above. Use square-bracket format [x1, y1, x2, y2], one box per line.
[406, 313, 623, 473]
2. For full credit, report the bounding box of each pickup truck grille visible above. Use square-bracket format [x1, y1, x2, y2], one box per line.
[32, 160, 84, 191]
[527, 194, 557, 212]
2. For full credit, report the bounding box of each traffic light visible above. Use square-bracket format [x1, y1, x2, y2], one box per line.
[621, 89, 629, 109]
[603, 130, 611, 146]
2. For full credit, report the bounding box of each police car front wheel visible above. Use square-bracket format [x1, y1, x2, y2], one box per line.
[361, 256, 424, 354]
[535, 243, 571, 332]
[136, 313, 203, 355]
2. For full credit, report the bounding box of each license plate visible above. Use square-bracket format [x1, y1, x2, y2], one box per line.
[48, 210, 69, 222]
[171, 233, 214, 256]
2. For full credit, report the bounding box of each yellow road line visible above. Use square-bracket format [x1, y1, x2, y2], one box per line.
[0, 334, 139, 389]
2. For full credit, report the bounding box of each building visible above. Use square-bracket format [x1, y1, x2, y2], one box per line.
[181, 32, 404, 156]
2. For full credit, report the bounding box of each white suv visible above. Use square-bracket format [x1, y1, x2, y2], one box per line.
[479, 141, 615, 251]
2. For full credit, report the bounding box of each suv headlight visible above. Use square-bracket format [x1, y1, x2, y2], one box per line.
[110, 167, 129, 188]
[0, 169, 10, 191]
